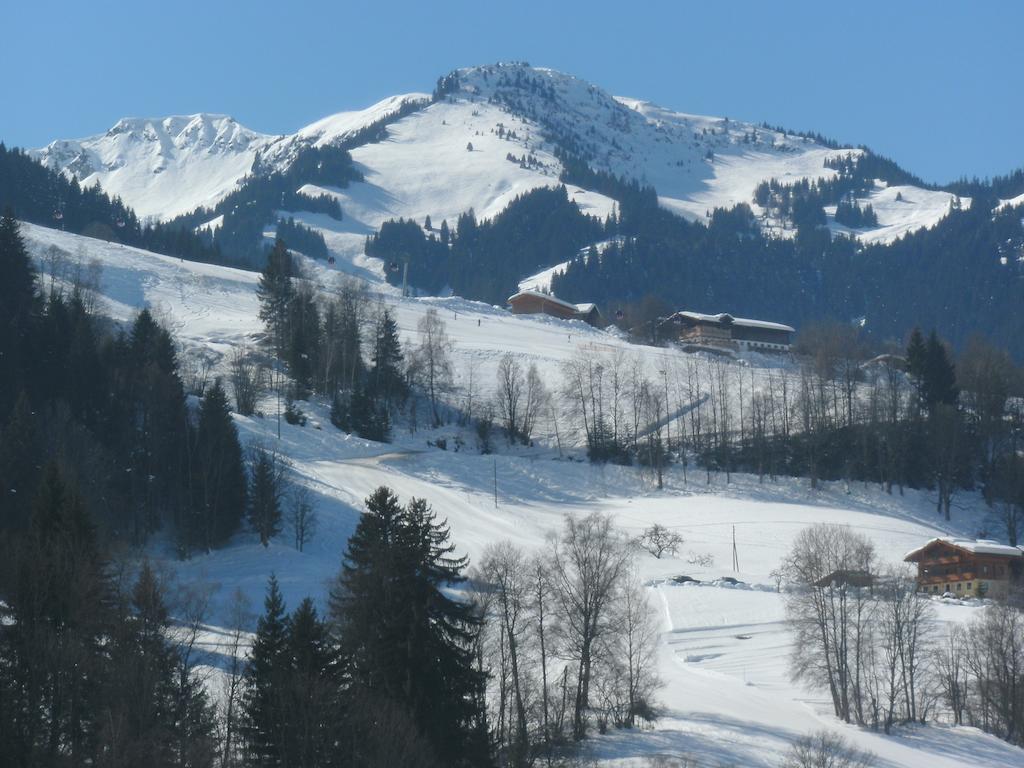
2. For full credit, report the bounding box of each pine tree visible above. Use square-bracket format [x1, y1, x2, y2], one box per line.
[192, 379, 246, 550]
[103, 562, 216, 768]
[281, 598, 340, 766]
[256, 239, 295, 355]
[242, 575, 290, 767]
[0, 214, 37, 414]
[2, 464, 113, 767]
[0, 392, 41, 532]
[923, 330, 958, 412]
[370, 309, 406, 414]
[128, 310, 190, 540]
[329, 487, 490, 766]
[248, 444, 285, 547]
[286, 283, 321, 397]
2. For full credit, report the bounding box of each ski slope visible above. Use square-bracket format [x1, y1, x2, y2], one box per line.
[20, 222, 1024, 768]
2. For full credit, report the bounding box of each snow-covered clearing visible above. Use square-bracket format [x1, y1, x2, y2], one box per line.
[20, 222, 1024, 767]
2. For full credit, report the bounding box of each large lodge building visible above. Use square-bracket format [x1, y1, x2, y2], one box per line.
[904, 537, 1024, 599]
[658, 311, 794, 354]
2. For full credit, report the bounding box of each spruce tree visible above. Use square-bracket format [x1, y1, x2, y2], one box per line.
[923, 330, 958, 412]
[192, 379, 246, 550]
[103, 562, 216, 768]
[2, 464, 113, 767]
[257, 239, 295, 355]
[0, 392, 41, 532]
[242, 575, 290, 767]
[370, 309, 406, 413]
[282, 598, 339, 766]
[329, 487, 490, 766]
[248, 444, 285, 547]
[0, 214, 37, 414]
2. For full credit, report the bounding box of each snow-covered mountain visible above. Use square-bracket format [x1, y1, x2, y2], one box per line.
[31, 114, 271, 220]
[32, 63, 963, 263]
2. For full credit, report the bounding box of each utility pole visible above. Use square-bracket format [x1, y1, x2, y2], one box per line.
[732, 525, 740, 572]
[402, 261, 409, 298]
[493, 458, 498, 508]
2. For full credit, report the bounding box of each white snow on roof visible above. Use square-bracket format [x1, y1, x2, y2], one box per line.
[574, 303, 597, 314]
[904, 536, 1024, 561]
[507, 289, 580, 313]
[674, 311, 794, 333]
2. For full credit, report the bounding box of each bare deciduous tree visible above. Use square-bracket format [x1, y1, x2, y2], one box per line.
[781, 730, 874, 768]
[638, 524, 683, 559]
[783, 523, 876, 724]
[410, 308, 453, 426]
[288, 485, 318, 552]
[549, 512, 634, 740]
[230, 347, 265, 416]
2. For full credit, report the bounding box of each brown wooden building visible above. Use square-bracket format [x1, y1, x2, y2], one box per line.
[904, 537, 1023, 599]
[507, 290, 604, 327]
[658, 311, 794, 353]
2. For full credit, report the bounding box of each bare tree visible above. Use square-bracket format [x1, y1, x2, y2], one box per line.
[875, 569, 935, 731]
[602, 568, 661, 728]
[287, 484, 318, 552]
[520, 363, 549, 444]
[496, 353, 525, 443]
[230, 347, 265, 416]
[479, 542, 533, 767]
[218, 588, 252, 768]
[638, 524, 683, 559]
[783, 524, 876, 724]
[410, 308, 453, 426]
[549, 512, 634, 740]
[781, 730, 874, 768]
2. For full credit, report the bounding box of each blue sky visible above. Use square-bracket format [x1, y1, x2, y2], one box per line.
[5, 0, 1021, 184]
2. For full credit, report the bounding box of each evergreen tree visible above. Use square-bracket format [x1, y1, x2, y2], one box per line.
[370, 309, 406, 413]
[329, 487, 490, 766]
[923, 330, 959, 412]
[127, 310, 191, 540]
[192, 379, 246, 550]
[0, 214, 37, 414]
[257, 239, 295, 355]
[103, 562, 216, 768]
[1, 464, 113, 767]
[248, 445, 285, 548]
[0, 392, 41, 532]
[285, 283, 321, 397]
[281, 598, 340, 767]
[242, 575, 290, 767]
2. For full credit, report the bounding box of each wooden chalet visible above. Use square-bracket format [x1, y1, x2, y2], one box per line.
[507, 290, 604, 327]
[658, 311, 794, 353]
[904, 537, 1024, 599]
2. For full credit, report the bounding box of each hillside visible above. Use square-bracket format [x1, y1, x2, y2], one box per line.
[14, 221, 1024, 768]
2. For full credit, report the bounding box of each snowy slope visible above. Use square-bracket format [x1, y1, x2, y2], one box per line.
[827, 181, 971, 244]
[30, 114, 272, 220]
[20, 222, 1024, 768]
[32, 63, 958, 278]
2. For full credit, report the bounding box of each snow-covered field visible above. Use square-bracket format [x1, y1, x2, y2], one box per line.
[20, 223, 1024, 767]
